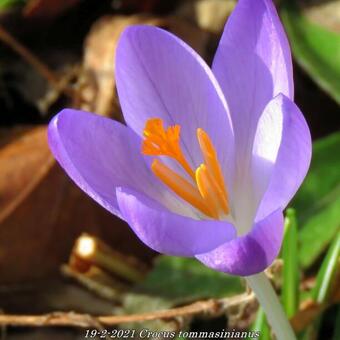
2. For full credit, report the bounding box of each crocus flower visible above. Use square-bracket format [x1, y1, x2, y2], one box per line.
[48, 0, 311, 278]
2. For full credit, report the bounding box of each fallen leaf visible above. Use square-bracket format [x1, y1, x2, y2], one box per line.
[300, 0, 340, 33]
[176, 0, 236, 34]
[0, 125, 154, 284]
[81, 14, 209, 119]
[23, 0, 79, 18]
[0, 125, 53, 220]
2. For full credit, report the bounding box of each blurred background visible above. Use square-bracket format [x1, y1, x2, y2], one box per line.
[0, 0, 339, 339]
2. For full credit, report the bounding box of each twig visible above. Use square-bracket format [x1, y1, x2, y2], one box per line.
[0, 24, 73, 97]
[1, 286, 339, 330]
[2, 272, 337, 331]
[61, 264, 127, 302]
[0, 25, 57, 85]
[0, 293, 256, 328]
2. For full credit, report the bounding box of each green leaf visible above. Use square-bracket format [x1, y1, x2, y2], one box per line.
[281, 0, 340, 104]
[281, 209, 299, 318]
[0, 0, 26, 9]
[117, 256, 244, 333]
[291, 132, 340, 268]
[312, 232, 340, 304]
[118, 293, 177, 332]
[250, 308, 270, 340]
[137, 256, 244, 303]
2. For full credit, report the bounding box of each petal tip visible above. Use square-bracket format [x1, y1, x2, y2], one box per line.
[197, 210, 284, 276]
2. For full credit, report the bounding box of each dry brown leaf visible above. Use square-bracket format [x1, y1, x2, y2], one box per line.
[0, 126, 154, 284]
[290, 283, 340, 333]
[176, 0, 235, 34]
[81, 14, 209, 119]
[0, 126, 54, 221]
[301, 0, 340, 33]
[291, 299, 322, 332]
[23, 0, 80, 19]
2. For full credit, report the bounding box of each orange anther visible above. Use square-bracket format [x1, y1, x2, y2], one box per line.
[142, 119, 230, 219]
[151, 160, 215, 218]
[197, 128, 229, 214]
[142, 118, 195, 179]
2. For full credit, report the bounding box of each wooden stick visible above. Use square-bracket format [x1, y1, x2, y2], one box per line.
[0, 24, 73, 98]
[1, 275, 337, 330]
[0, 293, 256, 328]
[0, 24, 58, 86]
[1, 285, 338, 330]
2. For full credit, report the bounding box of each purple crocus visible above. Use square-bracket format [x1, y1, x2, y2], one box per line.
[48, 0, 311, 277]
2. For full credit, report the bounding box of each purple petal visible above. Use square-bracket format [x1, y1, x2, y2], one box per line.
[231, 94, 311, 232]
[48, 109, 188, 218]
[196, 209, 284, 276]
[254, 95, 312, 221]
[212, 0, 293, 172]
[116, 25, 234, 185]
[116, 187, 237, 256]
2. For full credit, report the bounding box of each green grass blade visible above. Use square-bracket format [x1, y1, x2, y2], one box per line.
[249, 307, 271, 340]
[290, 132, 340, 269]
[282, 208, 299, 318]
[0, 0, 26, 9]
[281, 0, 340, 104]
[313, 232, 340, 304]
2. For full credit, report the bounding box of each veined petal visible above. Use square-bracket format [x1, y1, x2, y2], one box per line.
[255, 95, 312, 221]
[212, 0, 293, 167]
[232, 94, 311, 232]
[196, 209, 284, 276]
[116, 25, 234, 186]
[48, 109, 193, 218]
[116, 187, 237, 256]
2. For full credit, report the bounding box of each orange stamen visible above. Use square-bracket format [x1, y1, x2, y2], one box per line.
[142, 118, 195, 179]
[196, 164, 229, 217]
[195, 165, 220, 219]
[142, 118, 230, 219]
[197, 128, 229, 214]
[151, 159, 215, 218]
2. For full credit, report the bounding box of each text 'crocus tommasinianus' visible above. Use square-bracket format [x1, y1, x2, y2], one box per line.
[48, 0, 311, 338]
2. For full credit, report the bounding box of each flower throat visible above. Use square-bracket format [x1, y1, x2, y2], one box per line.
[142, 118, 229, 219]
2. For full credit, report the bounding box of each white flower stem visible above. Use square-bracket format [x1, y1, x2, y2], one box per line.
[246, 272, 296, 340]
